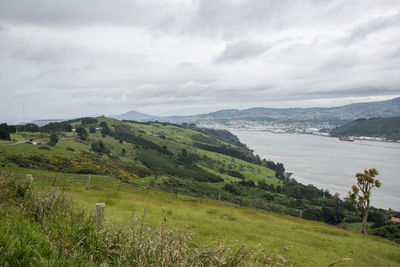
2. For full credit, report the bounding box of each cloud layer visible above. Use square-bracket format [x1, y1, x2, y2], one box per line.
[0, 0, 400, 122]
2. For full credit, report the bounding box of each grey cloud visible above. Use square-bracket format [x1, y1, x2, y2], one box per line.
[0, 0, 162, 26]
[387, 46, 400, 58]
[315, 51, 359, 71]
[1, 0, 400, 122]
[290, 87, 400, 100]
[0, 0, 350, 39]
[187, 0, 343, 39]
[12, 46, 78, 65]
[213, 40, 271, 63]
[176, 62, 194, 71]
[343, 13, 400, 44]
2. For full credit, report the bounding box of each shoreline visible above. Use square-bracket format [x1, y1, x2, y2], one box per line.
[233, 130, 400, 210]
[228, 128, 400, 144]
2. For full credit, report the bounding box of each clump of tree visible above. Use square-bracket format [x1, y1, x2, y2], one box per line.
[76, 127, 88, 141]
[100, 121, 110, 137]
[0, 123, 15, 140]
[226, 170, 245, 179]
[40, 122, 72, 133]
[349, 168, 381, 234]
[16, 123, 40, 132]
[263, 160, 285, 179]
[91, 140, 109, 154]
[81, 117, 98, 125]
[49, 133, 59, 146]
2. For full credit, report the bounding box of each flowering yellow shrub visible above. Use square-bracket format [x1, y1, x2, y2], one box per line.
[6, 152, 139, 180]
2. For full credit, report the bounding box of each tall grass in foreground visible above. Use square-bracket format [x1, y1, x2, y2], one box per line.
[0, 173, 295, 266]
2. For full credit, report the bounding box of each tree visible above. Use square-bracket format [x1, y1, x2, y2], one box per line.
[258, 179, 268, 190]
[101, 125, 110, 137]
[0, 123, 11, 140]
[76, 127, 88, 141]
[16, 123, 39, 132]
[49, 133, 58, 146]
[89, 126, 96, 133]
[91, 140, 108, 154]
[40, 122, 72, 133]
[348, 168, 381, 234]
[81, 117, 98, 125]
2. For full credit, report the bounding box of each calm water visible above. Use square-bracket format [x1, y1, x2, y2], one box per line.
[233, 131, 400, 210]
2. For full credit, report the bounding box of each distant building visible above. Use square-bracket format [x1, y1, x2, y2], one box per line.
[390, 217, 400, 223]
[305, 127, 319, 134]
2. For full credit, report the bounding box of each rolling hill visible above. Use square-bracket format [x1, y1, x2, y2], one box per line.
[141, 97, 400, 128]
[0, 117, 399, 265]
[330, 116, 400, 140]
[110, 110, 156, 121]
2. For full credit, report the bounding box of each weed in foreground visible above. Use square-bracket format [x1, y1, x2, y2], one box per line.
[0, 174, 296, 266]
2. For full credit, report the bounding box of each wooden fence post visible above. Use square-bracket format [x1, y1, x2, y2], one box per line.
[51, 174, 58, 186]
[146, 180, 150, 193]
[86, 174, 91, 190]
[117, 180, 122, 193]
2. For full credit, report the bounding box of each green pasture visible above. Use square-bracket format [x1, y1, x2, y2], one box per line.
[2, 168, 398, 267]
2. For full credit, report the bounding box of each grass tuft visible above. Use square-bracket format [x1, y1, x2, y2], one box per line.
[0, 174, 295, 266]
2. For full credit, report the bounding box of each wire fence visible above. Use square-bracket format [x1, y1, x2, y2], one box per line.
[1, 170, 149, 194]
[1, 170, 299, 215]
[0, 170, 208, 204]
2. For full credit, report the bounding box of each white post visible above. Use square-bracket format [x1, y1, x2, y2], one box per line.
[53, 187, 59, 197]
[95, 203, 105, 228]
[26, 174, 33, 182]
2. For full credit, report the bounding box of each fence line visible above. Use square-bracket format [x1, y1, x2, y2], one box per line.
[0, 170, 296, 215]
[2, 170, 147, 193]
[1, 170, 229, 206]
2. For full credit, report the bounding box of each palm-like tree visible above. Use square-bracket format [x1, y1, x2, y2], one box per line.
[348, 168, 381, 234]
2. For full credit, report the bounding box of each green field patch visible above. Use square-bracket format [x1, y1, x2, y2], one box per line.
[1, 169, 399, 266]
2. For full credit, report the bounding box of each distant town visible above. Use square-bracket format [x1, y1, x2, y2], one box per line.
[198, 120, 389, 142]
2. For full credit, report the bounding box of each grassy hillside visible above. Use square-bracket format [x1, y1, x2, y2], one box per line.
[4, 119, 313, 216]
[1, 171, 399, 266]
[330, 117, 400, 140]
[1, 118, 399, 229]
[0, 118, 340, 221]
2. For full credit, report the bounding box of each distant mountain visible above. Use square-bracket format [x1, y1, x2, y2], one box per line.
[330, 116, 400, 140]
[111, 110, 156, 121]
[158, 97, 400, 128]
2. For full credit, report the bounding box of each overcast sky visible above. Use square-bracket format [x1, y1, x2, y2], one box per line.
[1, 0, 400, 123]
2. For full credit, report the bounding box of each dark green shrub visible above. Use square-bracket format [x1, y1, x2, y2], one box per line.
[302, 207, 324, 221]
[49, 133, 58, 146]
